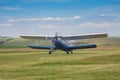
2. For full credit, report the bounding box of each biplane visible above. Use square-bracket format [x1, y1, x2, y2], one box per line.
[20, 33, 108, 54]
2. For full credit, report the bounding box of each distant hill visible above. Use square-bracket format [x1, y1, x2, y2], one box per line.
[76, 37, 120, 46]
[0, 37, 120, 49]
[0, 37, 51, 48]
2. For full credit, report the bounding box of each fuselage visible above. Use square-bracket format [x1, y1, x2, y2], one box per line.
[52, 37, 70, 51]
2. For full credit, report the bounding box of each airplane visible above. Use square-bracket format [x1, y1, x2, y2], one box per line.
[20, 33, 108, 54]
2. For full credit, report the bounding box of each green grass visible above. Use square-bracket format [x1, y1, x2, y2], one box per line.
[0, 47, 120, 80]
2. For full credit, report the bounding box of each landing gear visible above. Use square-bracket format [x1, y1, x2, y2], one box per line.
[66, 51, 73, 54]
[49, 50, 73, 54]
[49, 51, 52, 54]
[66, 51, 69, 54]
[48, 50, 55, 54]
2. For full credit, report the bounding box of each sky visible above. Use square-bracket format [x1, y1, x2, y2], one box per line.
[0, 0, 120, 37]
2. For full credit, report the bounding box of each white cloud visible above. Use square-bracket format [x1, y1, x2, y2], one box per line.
[79, 22, 120, 28]
[0, 23, 12, 27]
[99, 13, 120, 17]
[8, 16, 80, 22]
[0, 6, 23, 11]
[42, 17, 62, 21]
[38, 24, 54, 29]
[99, 14, 107, 17]
[73, 16, 80, 19]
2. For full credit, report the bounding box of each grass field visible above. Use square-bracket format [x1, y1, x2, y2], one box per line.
[0, 46, 120, 80]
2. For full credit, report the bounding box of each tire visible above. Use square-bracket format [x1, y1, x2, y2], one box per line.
[66, 51, 69, 54]
[49, 51, 52, 54]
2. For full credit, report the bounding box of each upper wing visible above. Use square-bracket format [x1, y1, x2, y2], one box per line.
[63, 33, 108, 40]
[20, 35, 53, 40]
[20, 33, 108, 40]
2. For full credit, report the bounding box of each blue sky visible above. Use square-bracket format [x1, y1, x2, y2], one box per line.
[0, 0, 120, 37]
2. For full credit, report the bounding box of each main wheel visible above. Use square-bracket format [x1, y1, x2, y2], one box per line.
[49, 51, 52, 54]
[66, 51, 69, 54]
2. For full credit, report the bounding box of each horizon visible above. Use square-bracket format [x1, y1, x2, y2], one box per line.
[0, 0, 120, 37]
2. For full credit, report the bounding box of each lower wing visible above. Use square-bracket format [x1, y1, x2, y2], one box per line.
[27, 45, 56, 50]
[67, 44, 97, 50]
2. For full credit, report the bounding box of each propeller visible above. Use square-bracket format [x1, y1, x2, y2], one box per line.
[55, 32, 58, 37]
[49, 32, 58, 54]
